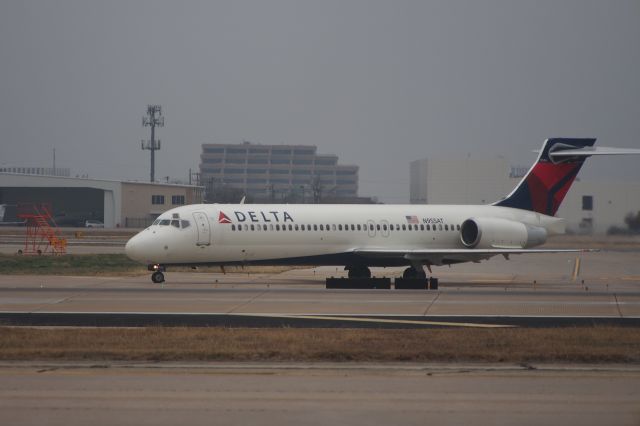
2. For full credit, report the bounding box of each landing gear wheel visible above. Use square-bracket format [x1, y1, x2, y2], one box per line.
[347, 265, 371, 279]
[403, 267, 426, 279]
[151, 271, 165, 283]
[428, 277, 439, 290]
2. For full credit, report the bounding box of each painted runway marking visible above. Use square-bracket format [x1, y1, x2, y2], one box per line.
[244, 313, 515, 328]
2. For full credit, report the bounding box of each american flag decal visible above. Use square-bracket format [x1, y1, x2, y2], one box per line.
[405, 215, 419, 224]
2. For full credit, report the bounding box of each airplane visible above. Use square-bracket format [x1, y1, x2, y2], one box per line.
[125, 138, 640, 284]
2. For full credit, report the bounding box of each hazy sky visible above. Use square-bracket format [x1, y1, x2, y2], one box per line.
[1, 0, 639, 202]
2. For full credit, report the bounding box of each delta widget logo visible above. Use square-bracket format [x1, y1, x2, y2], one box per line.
[218, 211, 232, 224]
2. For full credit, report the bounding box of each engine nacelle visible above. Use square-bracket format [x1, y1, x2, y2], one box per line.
[460, 217, 547, 249]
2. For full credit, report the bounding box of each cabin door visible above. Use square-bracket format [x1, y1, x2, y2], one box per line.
[193, 211, 211, 246]
[367, 220, 376, 238]
[380, 220, 390, 238]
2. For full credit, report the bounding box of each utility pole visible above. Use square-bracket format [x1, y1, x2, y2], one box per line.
[141, 105, 164, 182]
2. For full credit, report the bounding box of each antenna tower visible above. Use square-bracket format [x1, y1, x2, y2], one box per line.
[141, 105, 164, 182]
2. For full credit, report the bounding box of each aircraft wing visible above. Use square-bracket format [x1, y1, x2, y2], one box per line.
[353, 248, 597, 265]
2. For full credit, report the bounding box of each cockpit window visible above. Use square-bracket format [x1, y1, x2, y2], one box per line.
[152, 219, 161, 226]
[159, 219, 171, 226]
[181, 220, 190, 229]
[171, 220, 180, 228]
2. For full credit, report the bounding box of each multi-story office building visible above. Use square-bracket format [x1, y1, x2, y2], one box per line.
[200, 142, 358, 202]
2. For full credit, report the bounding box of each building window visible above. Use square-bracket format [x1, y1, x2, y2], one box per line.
[171, 195, 185, 205]
[271, 158, 290, 164]
[227, 148, 247, 154]
[582, 195, 593, 211]
[224, 168, 244, 174]
[203, 147, 225, 153]
[152, 195, 165, 205]
[203, 158, 222, 164]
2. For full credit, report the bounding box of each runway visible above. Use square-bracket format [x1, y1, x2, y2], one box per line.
[1, 251, 639, 327]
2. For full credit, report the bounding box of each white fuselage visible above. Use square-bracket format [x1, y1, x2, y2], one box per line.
[124, 203, 564, 267]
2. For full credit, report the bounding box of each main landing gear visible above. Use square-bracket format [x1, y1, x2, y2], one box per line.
[339, 264, 438, 289]
[148, 264, 166, 283]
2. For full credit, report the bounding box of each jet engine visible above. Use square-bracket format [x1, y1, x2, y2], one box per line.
[460, 217, 547, 249]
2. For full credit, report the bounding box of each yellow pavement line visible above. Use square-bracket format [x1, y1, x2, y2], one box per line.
[572, 257, 581, 281]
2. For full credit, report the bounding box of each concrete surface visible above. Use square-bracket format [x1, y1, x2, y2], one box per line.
[0, 363, 638, 426]
[0, 251, 639, 318]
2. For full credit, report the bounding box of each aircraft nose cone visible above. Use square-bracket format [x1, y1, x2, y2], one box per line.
[125, 234, 144, 262]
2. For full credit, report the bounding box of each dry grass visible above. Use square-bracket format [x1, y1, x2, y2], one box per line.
[1, 327, 639, 363]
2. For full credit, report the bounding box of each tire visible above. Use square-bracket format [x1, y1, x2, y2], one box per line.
[151, 271, 165, 283]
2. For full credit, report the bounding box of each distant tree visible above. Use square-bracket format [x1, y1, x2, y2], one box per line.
[624, 211, 640, 232]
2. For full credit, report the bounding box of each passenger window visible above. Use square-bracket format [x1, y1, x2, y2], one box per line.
[294, 224, 299, 231]
[269, 224, 274, 231]
[276, 224, 280, 231]
[332, 224, 337, 231]
[244, 224, 249, 231]
[369, 224, 374, 231]
[445, 225, 449, 231]
[351, 224, 355, 231]
[383, 224, 387, 231]
[376, 224, 381, 231]
[251, 225, 255, 231]
[357, 224, 361, 231]
[420, 224, 424, 231]
[231, 224, 236, 231]
[181, 220, 190, 229]
[338, 225, 343, 231]
[301, 225, 305, 231]
[457, 224, 461, 231]
[319, 224, 324, 231]
[438, 224, 443, 231]
[402, 225, 406, 231]
[288, 224, 293, 231]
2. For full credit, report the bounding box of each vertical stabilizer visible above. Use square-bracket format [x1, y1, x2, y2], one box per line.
[494, 138, 596, 216]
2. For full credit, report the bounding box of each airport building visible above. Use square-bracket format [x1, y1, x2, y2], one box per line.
[0, 173, 203, 228]
[199, 142, 359, 202]
[410, 156, 640, 234]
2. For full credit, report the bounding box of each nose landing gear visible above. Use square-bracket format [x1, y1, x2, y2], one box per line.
[148, 264, 166, 283]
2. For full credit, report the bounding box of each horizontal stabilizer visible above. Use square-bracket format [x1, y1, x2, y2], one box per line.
[549, 146, 640, 157]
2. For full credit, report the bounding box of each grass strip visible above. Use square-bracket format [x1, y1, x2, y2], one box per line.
[0, 254, 145, 276]
[1, 327, 639, 363]
[0, 254, 299, 275]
